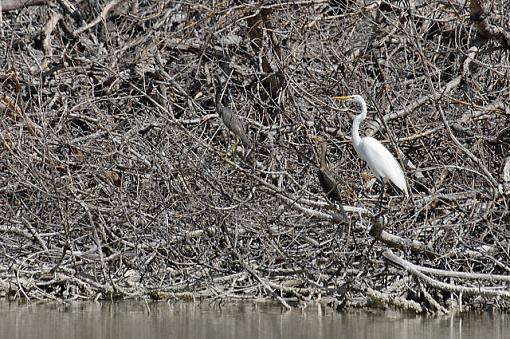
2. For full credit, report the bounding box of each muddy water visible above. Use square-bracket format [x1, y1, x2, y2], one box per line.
[0, 301, 507, 339]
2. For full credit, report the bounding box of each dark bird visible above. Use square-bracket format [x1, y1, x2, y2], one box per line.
[214, 76, 252, 149]
[313, 135, 348, 221]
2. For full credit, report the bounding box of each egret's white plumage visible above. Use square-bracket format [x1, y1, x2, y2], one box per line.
[335, 95, 409, 198]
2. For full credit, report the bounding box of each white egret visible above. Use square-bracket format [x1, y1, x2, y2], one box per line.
[334, 95, 408, 209]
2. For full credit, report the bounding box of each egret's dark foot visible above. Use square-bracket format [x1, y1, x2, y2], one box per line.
[374, 209, 386, 219]
[373, 204, 383, 215]
[369, 210, 386, 239]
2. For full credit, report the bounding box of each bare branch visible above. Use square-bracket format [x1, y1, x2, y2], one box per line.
[0, 0, 49, 12]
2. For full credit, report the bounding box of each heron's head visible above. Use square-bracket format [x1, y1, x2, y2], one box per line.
[311, 135, 325, 143]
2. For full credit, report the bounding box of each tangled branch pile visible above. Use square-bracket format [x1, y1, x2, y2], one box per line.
[0, 0, 509, 313]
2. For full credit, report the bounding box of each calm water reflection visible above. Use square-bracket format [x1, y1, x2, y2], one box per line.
[1, 301, 507, 339]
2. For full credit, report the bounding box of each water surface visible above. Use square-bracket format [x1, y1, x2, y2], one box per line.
[1, 301, 507, 339]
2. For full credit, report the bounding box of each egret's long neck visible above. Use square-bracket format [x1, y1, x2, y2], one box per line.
[351, 98, 367, 147]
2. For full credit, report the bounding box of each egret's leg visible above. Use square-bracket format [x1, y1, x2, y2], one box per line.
[376, 180, 385, 212]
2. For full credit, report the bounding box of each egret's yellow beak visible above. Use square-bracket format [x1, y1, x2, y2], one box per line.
[333, 95, 353, 101]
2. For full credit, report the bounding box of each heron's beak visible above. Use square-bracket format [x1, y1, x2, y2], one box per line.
[333, 95, 353, 101]
[310, 134, 323, 143]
